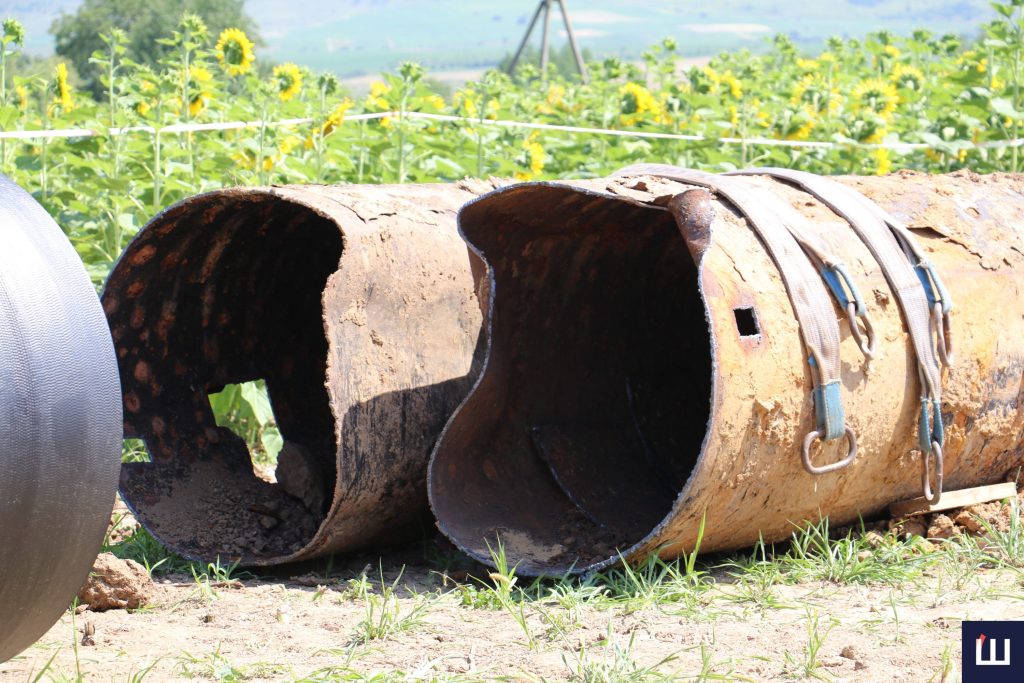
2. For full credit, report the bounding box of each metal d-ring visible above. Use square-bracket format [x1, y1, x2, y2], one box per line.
[802, 426, 858, 475]
[922, 440, 944, 504]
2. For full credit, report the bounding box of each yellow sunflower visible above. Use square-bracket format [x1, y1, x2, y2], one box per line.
[620, 82, 663, 125]
[792, 74, 841, 115]
[53, 62, 74, 112]
[187, 64, 213, 116]
[319, 98, 354, 138]
[15, 84, 28, 110]
[525, 137, 545, 176]
[892, 64, 925, 93]
[273, 63, 303, 102]
[851, 78, 899, 119]
[215, 28, 255, 76]
[874, 148, 892, 175]
[368, 81, 391, 110]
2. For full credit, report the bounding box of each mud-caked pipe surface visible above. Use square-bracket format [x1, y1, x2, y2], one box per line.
[0, 175, 122, 662]
[103, 182, 491, 565]
[429, 171, 1024, 576]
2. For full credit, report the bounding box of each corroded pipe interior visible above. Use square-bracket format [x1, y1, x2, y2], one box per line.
[104, 194, 343, 561]
[430, 187, 711, 571]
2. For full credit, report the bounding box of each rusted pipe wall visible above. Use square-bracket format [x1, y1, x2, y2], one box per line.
[103, 182, 494, 564]
[429, 170, 1024, 576]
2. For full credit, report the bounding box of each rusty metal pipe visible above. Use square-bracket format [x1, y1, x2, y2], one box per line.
[102, 183, 488, 565]
[428, 170, 1024, 576]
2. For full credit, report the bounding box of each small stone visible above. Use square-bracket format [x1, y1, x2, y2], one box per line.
[840, 645, 859, 660]
[77, 553, 153, 611]
[927, 514, 957, 539]
[863, 530, 885, 547]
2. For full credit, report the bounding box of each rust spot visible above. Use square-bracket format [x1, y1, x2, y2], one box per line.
[155, 314, 174, 343]
[151, 416, 166, 436]
[160, 251, 180, 270]
[482, 460, 498, 479]
[124, 392, 141, 413]
[128, 244, 157, 267]
[133, 360, 151, 383]
[126, 280, 146, 297]
[129, 306, 145, 330]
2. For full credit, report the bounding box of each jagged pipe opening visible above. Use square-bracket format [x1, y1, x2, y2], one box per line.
[430, 186, 712, 574]
[102, 192, 342, 562]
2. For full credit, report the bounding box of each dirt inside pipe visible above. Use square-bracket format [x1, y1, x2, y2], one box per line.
[103, 192, 343, 562]
[430, 185, 712, 573]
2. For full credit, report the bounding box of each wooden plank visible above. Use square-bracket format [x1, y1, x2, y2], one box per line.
[889, 482, 1018, 518]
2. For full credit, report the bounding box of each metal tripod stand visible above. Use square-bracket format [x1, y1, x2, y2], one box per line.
[506, 0, 589, 83]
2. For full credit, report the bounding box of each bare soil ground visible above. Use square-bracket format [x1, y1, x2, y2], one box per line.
[2, 493, 1022, 682]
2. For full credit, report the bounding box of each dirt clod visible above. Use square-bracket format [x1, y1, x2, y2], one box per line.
[840, 645, 859, 660]
[927, 514, 957, 539]
[77, 553, 153, 611]
[954, 502, 1009, 535]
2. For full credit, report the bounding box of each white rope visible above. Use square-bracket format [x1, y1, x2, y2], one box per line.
[0, 110, 1017, 152]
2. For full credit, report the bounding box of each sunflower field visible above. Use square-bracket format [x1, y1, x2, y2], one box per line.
[1, 3, 1024, 283]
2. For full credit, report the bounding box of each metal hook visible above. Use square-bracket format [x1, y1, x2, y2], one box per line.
[922, 440, 944, 504]
[847, 302, 877, 359]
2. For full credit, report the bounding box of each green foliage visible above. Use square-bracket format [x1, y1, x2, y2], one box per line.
[50, 0, 259, 97]
[208, 381, 283, 467]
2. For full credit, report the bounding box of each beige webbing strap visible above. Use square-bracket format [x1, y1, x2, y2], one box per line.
[616, 164, 856, 473]
[728, 168, 948, 502]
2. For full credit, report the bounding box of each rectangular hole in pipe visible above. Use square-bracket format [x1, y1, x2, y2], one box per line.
[734, 307, 760, 337]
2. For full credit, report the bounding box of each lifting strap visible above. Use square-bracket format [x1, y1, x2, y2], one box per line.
[616, 164, 858, 474]
[727, 168, 952, 502]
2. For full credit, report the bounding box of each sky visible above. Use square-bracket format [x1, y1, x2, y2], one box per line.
[1, 0, 997, 77]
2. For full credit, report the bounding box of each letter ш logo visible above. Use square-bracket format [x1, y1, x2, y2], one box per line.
[976, 633, 1011, 666]
[963, 621, 1022, 682]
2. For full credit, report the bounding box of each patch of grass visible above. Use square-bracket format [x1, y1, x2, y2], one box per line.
[719, 536, 791, 611]
[176, 646, 252, 681]
[969, 497, 1024, 568]
[927, 642, 958, 683]
[351, 569, 431, 644]
[189, 558, 249, 602]
[339, 570, 374, 602]
[561, 626, 678, 683]
[781, 608, 835, 682]
[690, 642, 756, 682]
[102, 524, 190, 576]
[485, 538, 538, 649]
[779, 517, 931, 585]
